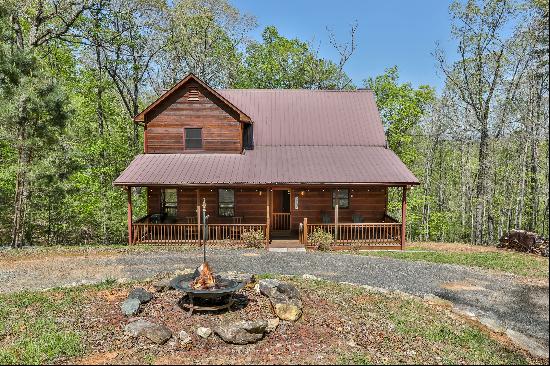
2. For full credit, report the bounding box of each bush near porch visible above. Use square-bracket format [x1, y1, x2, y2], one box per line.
[307, 228, 334, 251]
[241, 229, 265, 248]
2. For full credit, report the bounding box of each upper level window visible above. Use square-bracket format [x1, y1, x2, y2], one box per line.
[218, 189, 235, 217]
[185, 128, 202, 149]
[332, 189, 349, 208]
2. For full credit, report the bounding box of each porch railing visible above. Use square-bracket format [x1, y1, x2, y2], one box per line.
[131, 220, 266, 246]
[272, 212, 291, 230]
[206, 224, 266, 245]
[301, 222, 401, 249]
[133, 223, 200, 244]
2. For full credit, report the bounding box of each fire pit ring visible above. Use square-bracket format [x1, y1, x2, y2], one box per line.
[170, 273, 246, 316]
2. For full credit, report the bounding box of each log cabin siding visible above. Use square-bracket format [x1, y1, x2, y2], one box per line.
[145, 81, 243, 154]
[147, 187, 161, 215]
[147, 186, 387, 231]
[174, 188, 268, 224]
[290, 187, 387, 231]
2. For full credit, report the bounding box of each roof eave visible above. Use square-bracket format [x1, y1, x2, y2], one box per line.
[114, 181, 420, 187]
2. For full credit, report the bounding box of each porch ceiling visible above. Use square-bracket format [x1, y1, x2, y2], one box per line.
[114, 146, 419, 186]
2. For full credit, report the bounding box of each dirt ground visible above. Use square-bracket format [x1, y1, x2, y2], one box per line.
[410, 241, 502, 253]
[60, 277, 541, 365]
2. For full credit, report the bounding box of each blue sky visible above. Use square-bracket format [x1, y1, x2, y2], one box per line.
[230, 0, 457, 91]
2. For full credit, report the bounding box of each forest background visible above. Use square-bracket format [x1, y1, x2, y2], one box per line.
[0, 0, 548, 247]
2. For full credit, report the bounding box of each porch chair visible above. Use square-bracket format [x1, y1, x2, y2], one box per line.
[351, 213, 365, 241]
[320, 211, 332, 224]
[351, 213, 364, 223]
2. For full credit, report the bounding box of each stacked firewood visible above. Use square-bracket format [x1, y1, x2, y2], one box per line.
[498, 230, 549, 257]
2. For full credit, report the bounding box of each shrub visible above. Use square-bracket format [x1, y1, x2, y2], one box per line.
[241, 229, 265, 248]
[308, 228, 333, 251]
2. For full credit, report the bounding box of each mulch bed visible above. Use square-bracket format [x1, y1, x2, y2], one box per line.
[67, 279, 351, 365]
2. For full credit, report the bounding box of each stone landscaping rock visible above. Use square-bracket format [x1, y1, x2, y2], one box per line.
[124, 319, 172, 344]
[124, 319, 155, 337]
[266, 318, 279, 333]
[143, 324, 172, 344]
[178, 330, 192, 345]
[128, 287, 154, 303]
[258, 279, 282, 297]
[258, 279, 303, 321]
[153, 279, 173, 293]
[302, 274, 322, 281]
[196, 327, 212, 338]
[214, 320, 267, 345]
[274, 303, 302, 322]
[120, 298, 141, 316]
[219, 272, 256, 285]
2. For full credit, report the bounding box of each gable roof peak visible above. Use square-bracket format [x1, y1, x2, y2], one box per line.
[133, 73, 252, 124]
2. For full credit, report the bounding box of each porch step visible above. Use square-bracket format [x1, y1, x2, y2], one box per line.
[268, 240, 306, 253]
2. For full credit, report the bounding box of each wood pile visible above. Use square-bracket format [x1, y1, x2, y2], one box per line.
[498, 230, 549, 257]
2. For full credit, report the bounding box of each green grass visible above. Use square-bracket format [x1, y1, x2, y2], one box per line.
[0, 280, 117, 365]
[357, 249, 549, 279]
[291, 278, 534, 365]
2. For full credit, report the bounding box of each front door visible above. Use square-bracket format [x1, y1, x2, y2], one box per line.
[272, 190, 291, 231]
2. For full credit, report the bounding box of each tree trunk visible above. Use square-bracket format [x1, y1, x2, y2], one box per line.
[11, 126, 30, 248]
[95, 41, 108, 245]
[474, 124, 490, 244]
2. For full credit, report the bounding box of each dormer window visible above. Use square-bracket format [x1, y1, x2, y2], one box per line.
[185, 128, 202, 149]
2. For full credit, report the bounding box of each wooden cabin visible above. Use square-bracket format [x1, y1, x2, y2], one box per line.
[114, 74, 419, 250]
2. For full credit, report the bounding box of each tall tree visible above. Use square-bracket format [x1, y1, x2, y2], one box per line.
[157, 0, 256, 89]
[435, 0, 518, 244]
[233, 26, 354, 89]
[364, 66, 435, 163]
[0, 1, 87, 247]
[85, 0, 167, 150]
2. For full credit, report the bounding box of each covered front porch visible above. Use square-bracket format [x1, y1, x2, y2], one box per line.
[125, 185, 409, 250]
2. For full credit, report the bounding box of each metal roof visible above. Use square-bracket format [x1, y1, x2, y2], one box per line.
[217, 89, 387, 147]
[116, 80, 419, 186]
[114, 147, 419, 186]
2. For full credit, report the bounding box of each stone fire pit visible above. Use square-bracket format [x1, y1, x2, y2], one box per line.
[170, 272, 246, 316]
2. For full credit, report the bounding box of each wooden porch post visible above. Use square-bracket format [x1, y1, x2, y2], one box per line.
[197, 189, 201, 246]
[127, 187, 133, 245]
[334, 200, 339, 245]
[266, 187, 270, 248]
[401, 186, 407, 250]
[303, 217, 308, 245]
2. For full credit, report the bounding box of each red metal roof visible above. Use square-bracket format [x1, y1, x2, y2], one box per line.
[116, 82, 419, 186]
[217, 89, 386, 146]
[114, 147, 419, 186]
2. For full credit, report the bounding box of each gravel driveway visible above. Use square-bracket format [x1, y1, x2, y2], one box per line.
[1, 248, 548, 356]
